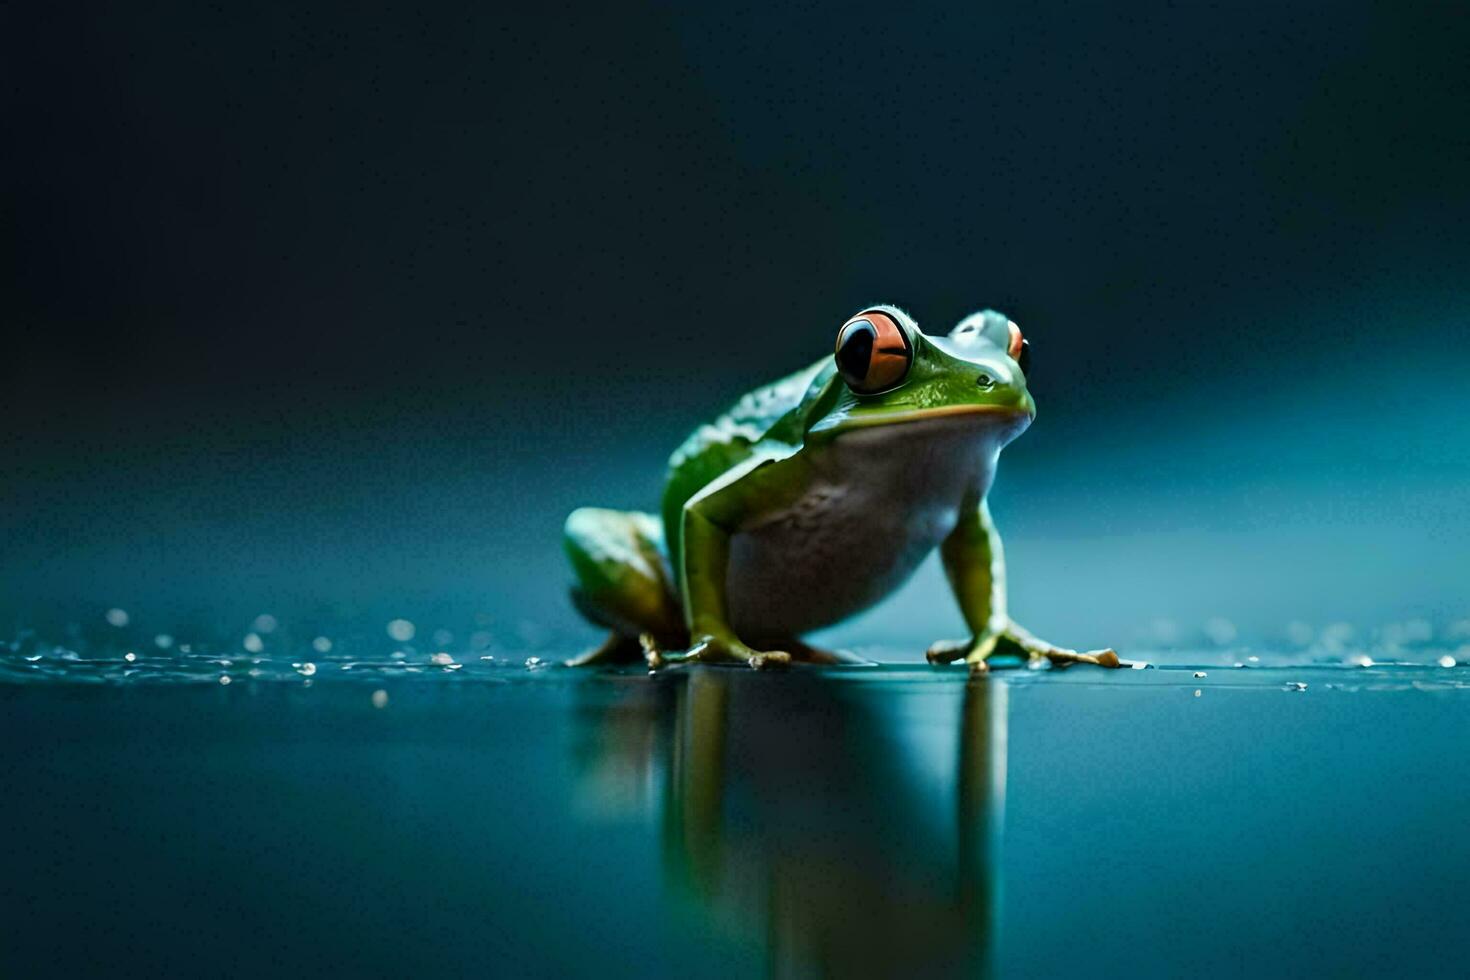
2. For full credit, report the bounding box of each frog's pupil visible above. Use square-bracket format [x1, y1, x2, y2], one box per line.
[836, 321, 876, 386]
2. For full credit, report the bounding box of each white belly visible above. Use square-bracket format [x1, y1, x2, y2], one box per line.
[725, 421, 1001, 642]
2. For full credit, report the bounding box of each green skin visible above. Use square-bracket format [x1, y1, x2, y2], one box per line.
[563, 305, 1118, 673]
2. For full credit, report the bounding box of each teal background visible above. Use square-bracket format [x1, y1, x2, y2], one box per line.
[5, 2, 1469, 653]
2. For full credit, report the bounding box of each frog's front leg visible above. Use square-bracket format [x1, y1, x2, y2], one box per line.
[655, 470, 793, 669]
[926, 499, 1119, 673]
[657, 504, 791, 670]
[658, 464, 799, 669]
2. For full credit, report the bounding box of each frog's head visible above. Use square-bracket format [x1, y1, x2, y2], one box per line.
[808, 305, 1035, 445]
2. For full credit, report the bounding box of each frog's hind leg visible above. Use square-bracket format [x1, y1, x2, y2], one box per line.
[564, 507, 687, 665]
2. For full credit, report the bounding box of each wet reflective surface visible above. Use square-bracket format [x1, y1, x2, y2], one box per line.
[2, 659, 1467, 977]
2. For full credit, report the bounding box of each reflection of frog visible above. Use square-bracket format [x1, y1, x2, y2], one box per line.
[568, 670, 1004, 976]
[564, 305, 1117, 671]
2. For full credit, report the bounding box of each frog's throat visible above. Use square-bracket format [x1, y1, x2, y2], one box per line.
[812, 403, 1032, 435]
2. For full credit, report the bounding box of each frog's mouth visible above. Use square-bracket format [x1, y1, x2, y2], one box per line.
[813, 403, 1033, 436]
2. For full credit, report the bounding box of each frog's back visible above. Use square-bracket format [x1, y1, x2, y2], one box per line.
[661, 360, 828, 558]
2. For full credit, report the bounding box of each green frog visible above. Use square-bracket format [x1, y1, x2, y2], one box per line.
[563, 305, 1119, 673]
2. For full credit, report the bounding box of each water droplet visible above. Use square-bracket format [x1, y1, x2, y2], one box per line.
[251, 613, 279, 635]
[1246, 655, 1260, 663]
[525, 656, 544, 669]
[124, 652, 137, 663]
[154, 634, 174, 649]
[297, 662, 317, 677]
[387, 619, 416, 642]
[1193, 671, 1208, 678]
[1193, 689, 1202, 698]
[430, 652, 454, 666]
[312, 636, 333, 654]
[371, 689, 389, 709]
[1285, 681, 1307, 692]
[1438, 655, 1456, 668]
[1350, 653, 1374, 668]
[219, 675, 231, 685]
[243, 633, 264, 653]
[105, 608, 130, 628]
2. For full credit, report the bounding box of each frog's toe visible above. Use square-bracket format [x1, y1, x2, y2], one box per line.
[926, 638, 970, 665]
[1007, 622, 1122, 669]
[656, 635, 786, 669]
[638, 633, 667, 669]
[1037, 647, 1122, 668]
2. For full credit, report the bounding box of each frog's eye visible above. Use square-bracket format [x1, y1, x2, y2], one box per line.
[835, 310, 912, 394]
[1007, 320, 1031, 377]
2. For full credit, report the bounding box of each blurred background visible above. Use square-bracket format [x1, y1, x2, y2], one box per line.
[5, 1, 1469, 656]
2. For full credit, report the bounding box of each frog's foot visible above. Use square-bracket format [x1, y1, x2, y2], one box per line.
[651, 634, 792, 671]
[927, 636, 976, 666]
[927, 633, 1002, 674]
[1005, 621, 1121, 669]
[928, 625, 1120, 673]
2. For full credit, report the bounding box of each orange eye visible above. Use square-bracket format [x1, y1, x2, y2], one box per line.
[1007, 320, 1031, 377]
[1006, 321, 1024, 358]
[835, 310, 912, 394]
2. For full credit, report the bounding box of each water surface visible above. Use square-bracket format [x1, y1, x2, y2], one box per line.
[2, 649, 1466, 977]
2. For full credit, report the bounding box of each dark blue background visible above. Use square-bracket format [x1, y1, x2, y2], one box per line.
[6, 2, 1469, 651]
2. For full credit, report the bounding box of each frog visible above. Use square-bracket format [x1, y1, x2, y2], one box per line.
[562, 305, 1119, 673]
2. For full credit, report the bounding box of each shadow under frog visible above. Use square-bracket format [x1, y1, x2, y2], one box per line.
[569, 668, 1006, 977]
